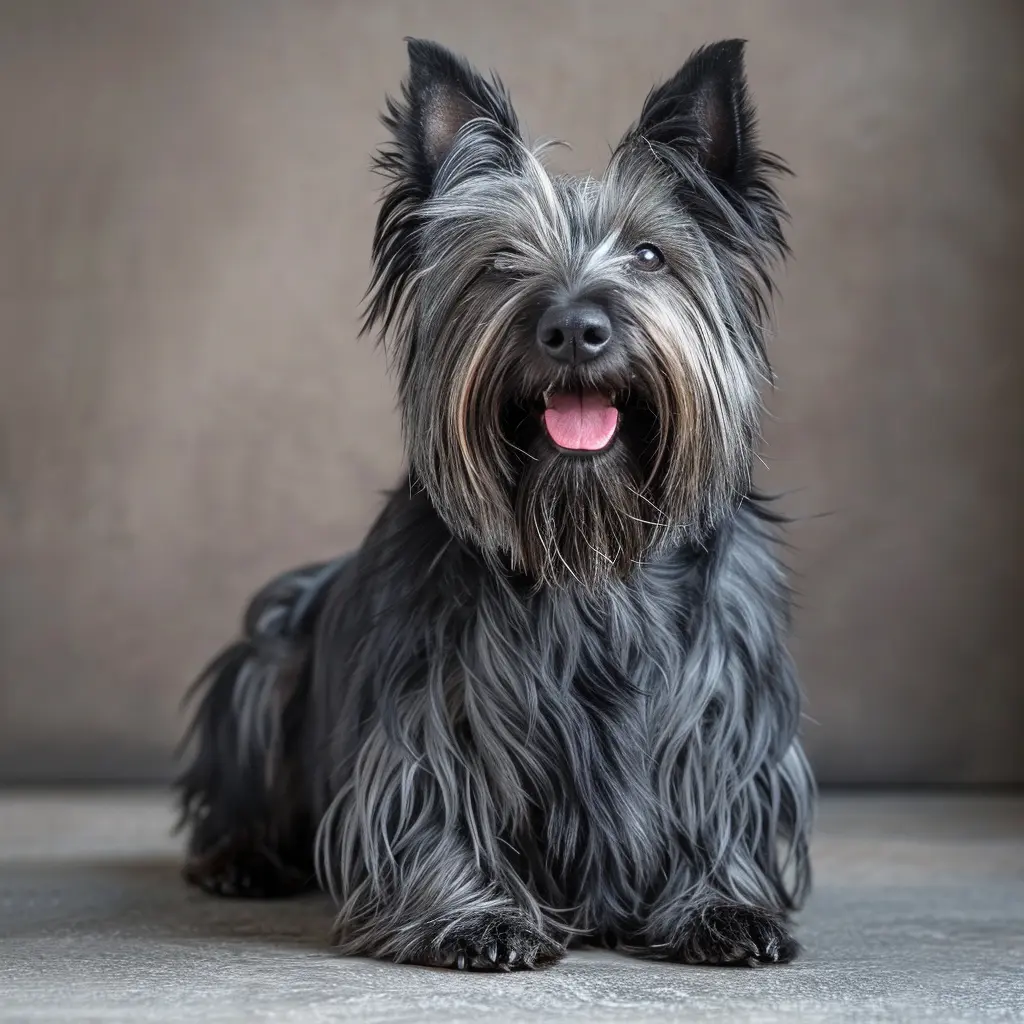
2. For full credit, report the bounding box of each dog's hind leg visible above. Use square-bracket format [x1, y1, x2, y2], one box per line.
[176, 557, 350, 899]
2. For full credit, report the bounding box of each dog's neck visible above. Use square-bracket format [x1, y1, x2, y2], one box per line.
[362, 472, 736, 608]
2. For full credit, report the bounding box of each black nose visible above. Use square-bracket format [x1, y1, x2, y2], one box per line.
[536, 302, 612, 365]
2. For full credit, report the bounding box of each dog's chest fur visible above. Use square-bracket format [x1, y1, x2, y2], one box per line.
[497, 570, 695, 920]
[311, 482, 782, 928]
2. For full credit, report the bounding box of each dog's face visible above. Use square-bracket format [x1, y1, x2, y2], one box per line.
[365, 40, 787, 587]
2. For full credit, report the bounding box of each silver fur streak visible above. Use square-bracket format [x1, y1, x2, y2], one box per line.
[177, 38, 815, 971]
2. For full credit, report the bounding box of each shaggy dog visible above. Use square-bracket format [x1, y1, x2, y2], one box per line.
[178, 38, 814, 971]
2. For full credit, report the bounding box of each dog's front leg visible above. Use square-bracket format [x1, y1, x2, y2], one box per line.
[625, 519, 815, 966]
[626, 702, 812, 966]
[319, 742, 564, 971]
[625, 739, 811, 966]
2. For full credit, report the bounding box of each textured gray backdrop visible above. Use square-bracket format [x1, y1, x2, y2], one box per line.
[1, 1, 1022, 784]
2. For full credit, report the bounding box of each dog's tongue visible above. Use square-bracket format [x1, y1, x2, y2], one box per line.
[543, 391, 619, 451]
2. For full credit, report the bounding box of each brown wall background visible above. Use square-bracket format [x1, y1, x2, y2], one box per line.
[1, 1, 1022, 784]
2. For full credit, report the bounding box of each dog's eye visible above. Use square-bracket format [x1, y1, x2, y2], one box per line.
[632, 244, 665, 272]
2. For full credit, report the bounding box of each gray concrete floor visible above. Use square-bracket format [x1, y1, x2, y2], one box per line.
[0, 792, 1022, 1023]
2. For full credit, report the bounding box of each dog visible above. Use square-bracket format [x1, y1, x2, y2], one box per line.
[177, 37, 814, 971]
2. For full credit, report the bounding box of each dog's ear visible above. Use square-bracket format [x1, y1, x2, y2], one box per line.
[625, 40, 758, 190]
[385, 39, 522, 191]
[364, 41, 522, 342]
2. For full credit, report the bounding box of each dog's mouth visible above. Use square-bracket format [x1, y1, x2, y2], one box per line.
[541, 389, 620, 453]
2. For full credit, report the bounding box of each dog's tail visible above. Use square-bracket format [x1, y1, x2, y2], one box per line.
[175, 554, 353, 849]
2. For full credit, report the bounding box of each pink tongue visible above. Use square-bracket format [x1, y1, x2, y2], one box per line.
[543, 391, 619, 451]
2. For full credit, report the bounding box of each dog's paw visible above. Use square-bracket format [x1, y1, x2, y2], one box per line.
[669, 903, 800, 967]
[406, 916, 565, 971]
[184, 838, 312, 899]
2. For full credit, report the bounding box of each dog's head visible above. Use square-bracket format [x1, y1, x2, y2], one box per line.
[364, 39, 788, 587]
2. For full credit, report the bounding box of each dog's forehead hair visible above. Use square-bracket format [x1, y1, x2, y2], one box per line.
[425, 143, 691, 284]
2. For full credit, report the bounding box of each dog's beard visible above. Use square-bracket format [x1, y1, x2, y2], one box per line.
[405, 308, 758, 589]
[514, 439, 661, 588]
[500, 374, 679, 588]
[405, 316, 755, 589]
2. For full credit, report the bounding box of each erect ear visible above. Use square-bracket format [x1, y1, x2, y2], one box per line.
[626, 40, 759, 189]
[383, 39, 522, 191]
[363, 41, 522, 342]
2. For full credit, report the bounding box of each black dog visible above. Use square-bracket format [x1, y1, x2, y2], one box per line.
[178, 38, 814, 971]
